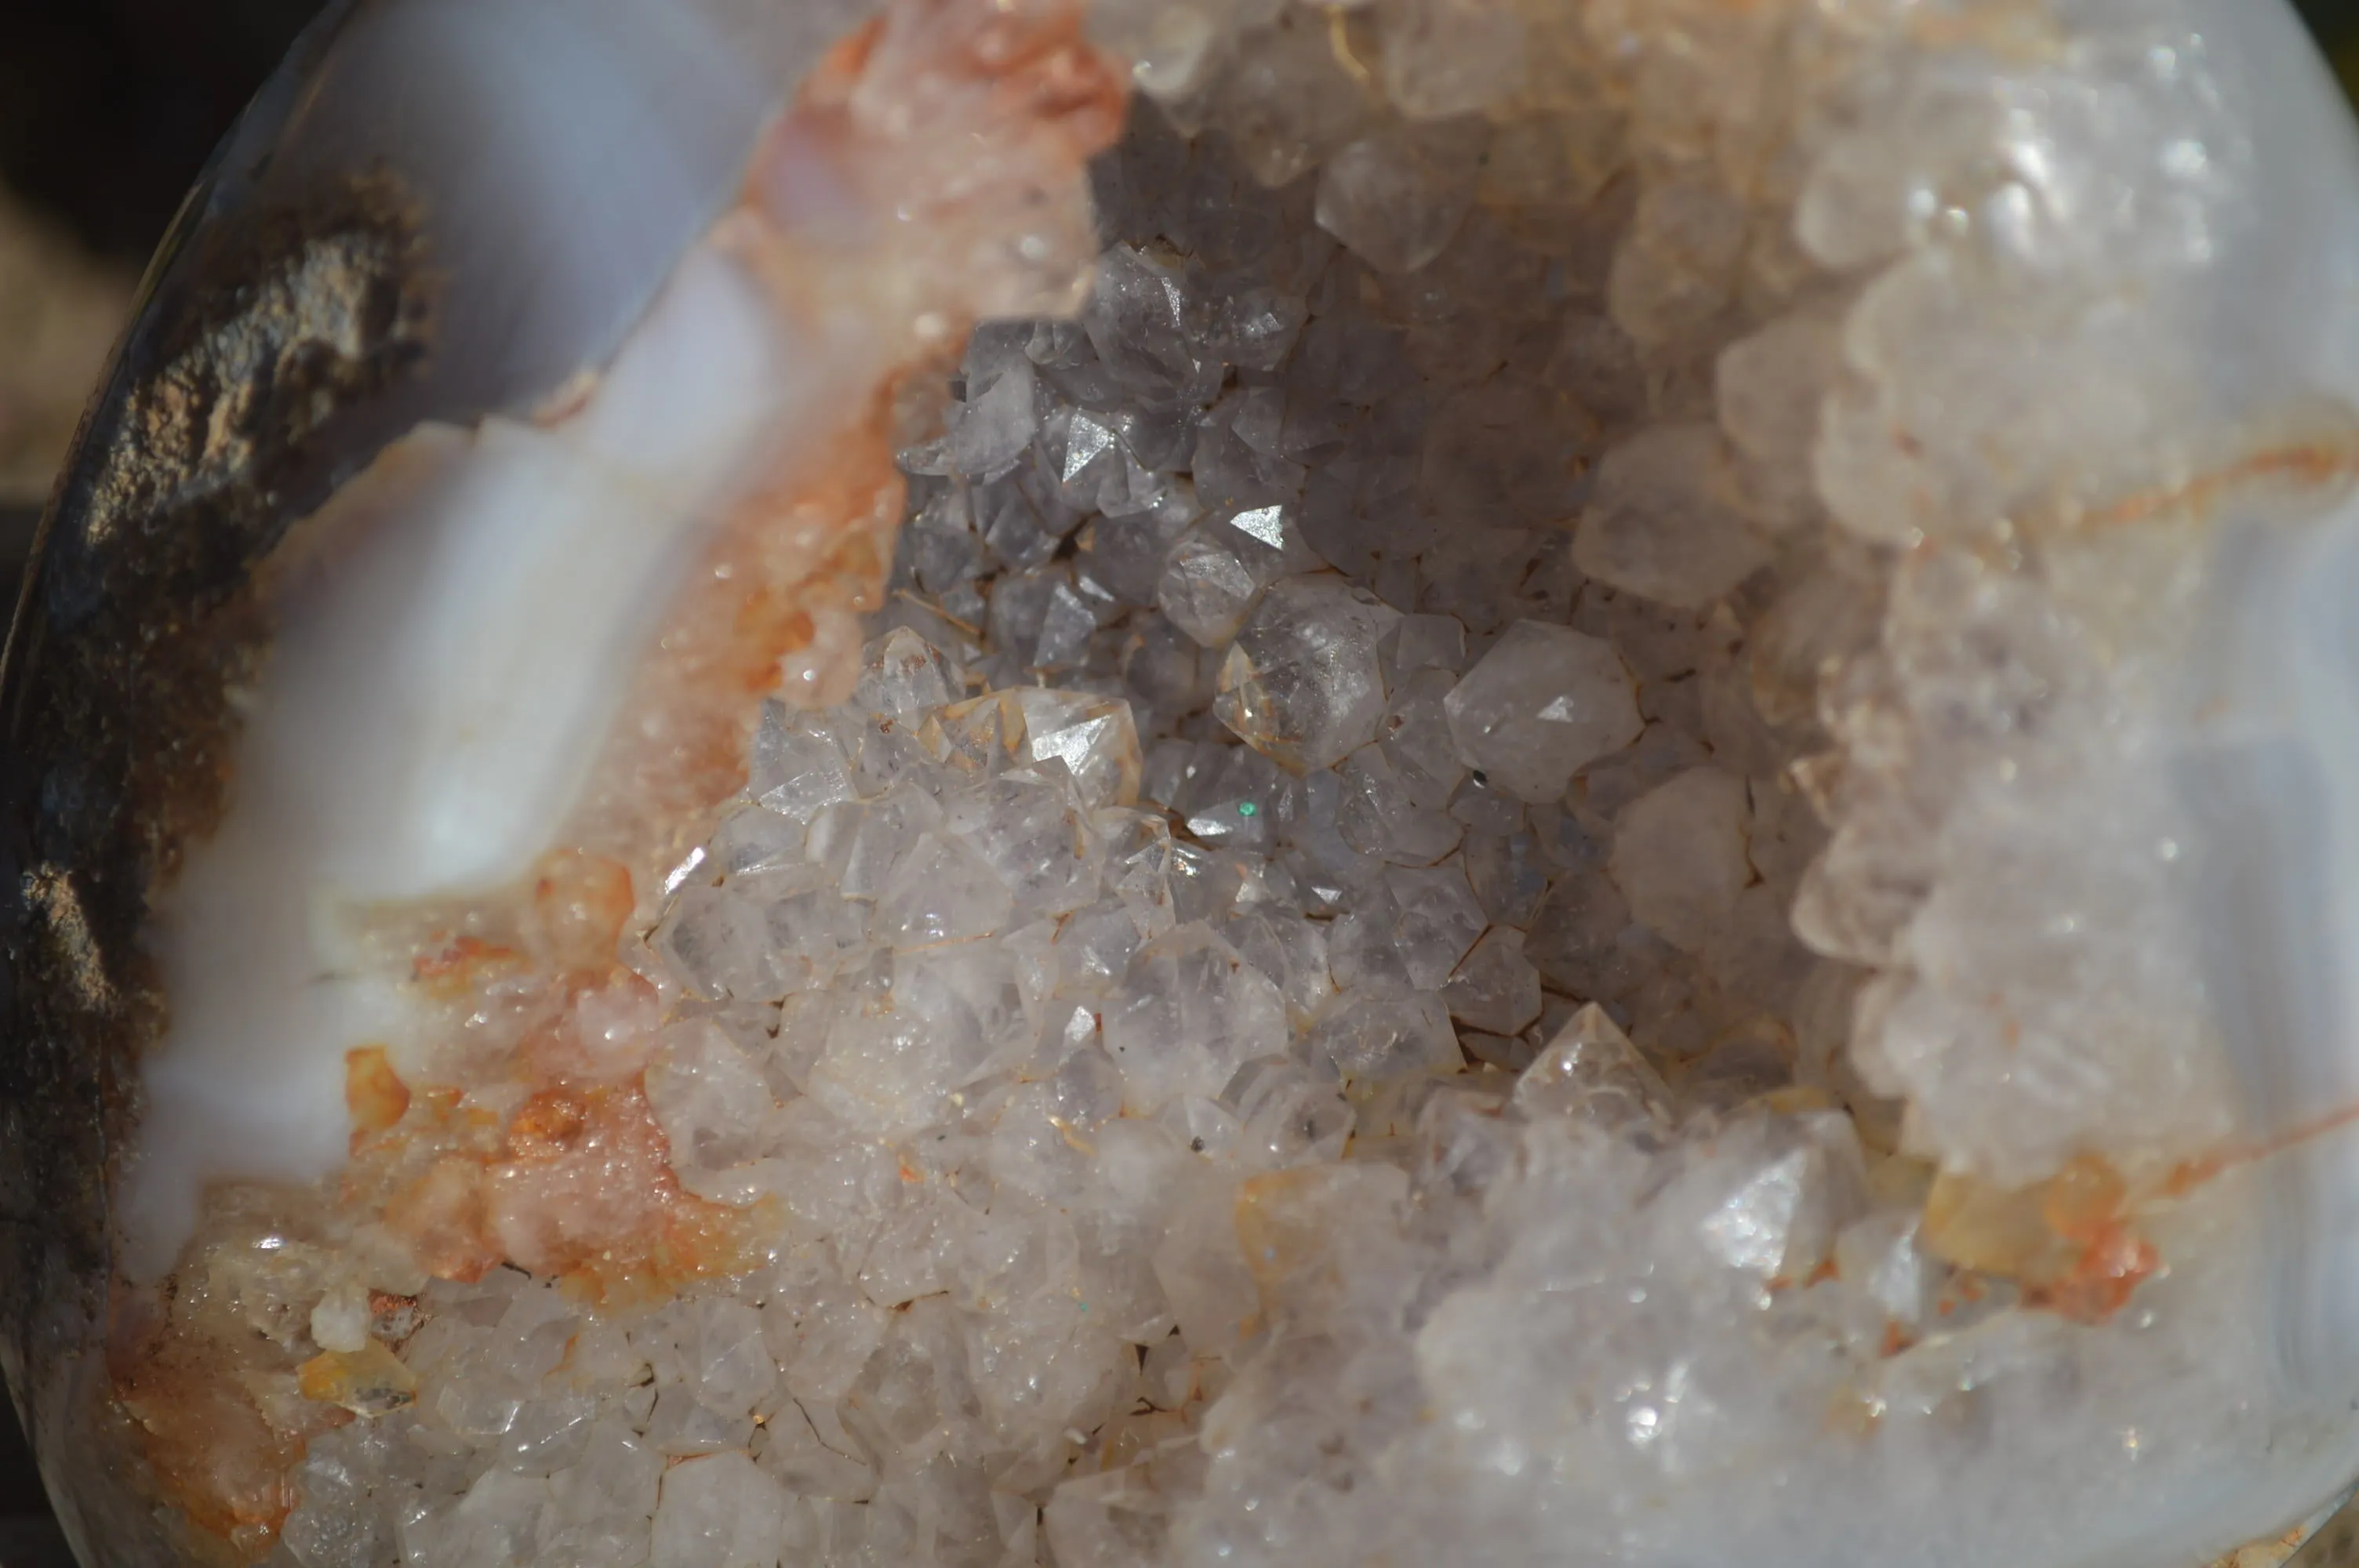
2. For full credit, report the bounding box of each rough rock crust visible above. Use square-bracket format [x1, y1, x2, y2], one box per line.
[0, 165, 433, 1563]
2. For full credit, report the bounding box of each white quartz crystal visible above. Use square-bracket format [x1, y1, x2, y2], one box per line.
[1441, 926, 1542, 1035]
[1314, 122, 1484, 276]
[650, 1451, 790, 1568]
[1515, 1002, 1672, 1127]
[1442, 620, 1643, 802]
[1610, 767, 1752, 954]
[1309, 984, 1459, 1082]
[283, 5, 2359, 1568]
[1214, 575, 1401, 771]
[1573, 423, 1775, 609]
[1103, 926, 1290, 1111]
[1158, 505, 1314, 647]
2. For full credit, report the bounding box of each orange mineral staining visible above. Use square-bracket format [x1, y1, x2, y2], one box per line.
[1917, 1168, 2072, 1281]
[367, 1290, 423, 1342]
[296, 1340, 418, 1417]
[116, 1330, 311, 1552]
[110, 1203, 354, 1557]
[409, 933, 525, 998]
[1916, 1102, 2359, 1334]
[2019, 1153, 2161, 1323]
[362, 1066, 757, 1304]
[531, 850, 635, 976]
[485, 1082, 757, 1301]
[1917, 1152, 2164, 1326]
[342, 1046, 410, 1138]
[2034, 1227, 2164, 1327]
[383, 1156, 501, 1285]
[2080, 407, 2359, 532]
[107, 0, 1130, 1554]
[778, 0, 1126, 229]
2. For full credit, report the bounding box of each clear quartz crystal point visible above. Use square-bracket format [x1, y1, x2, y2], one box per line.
[1443, 620, 1644, 803]
[17, 0, 2359, 1566]
[1214, 575, 1401, 771]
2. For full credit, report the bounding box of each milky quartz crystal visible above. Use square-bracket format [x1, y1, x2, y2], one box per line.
[12, 0, 2359, 1566]
[1444, 620, 1644, 801]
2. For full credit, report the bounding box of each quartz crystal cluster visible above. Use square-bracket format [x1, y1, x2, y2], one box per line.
[209, 0, 2357, 1564]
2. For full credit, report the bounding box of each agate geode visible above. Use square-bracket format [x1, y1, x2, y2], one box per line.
[7, 1, 2359, 1565]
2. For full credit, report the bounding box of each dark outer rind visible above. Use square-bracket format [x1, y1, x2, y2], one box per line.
[0, 162, 434, 1563]
[2295, 1495, 2359, 1568]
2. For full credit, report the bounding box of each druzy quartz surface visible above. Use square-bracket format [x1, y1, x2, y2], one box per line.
[9, 0, 2359, 1566]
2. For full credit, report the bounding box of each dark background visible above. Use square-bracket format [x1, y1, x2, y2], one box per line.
[2311, 0, 2359, 93]
[0, 0, 2352, 1561]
